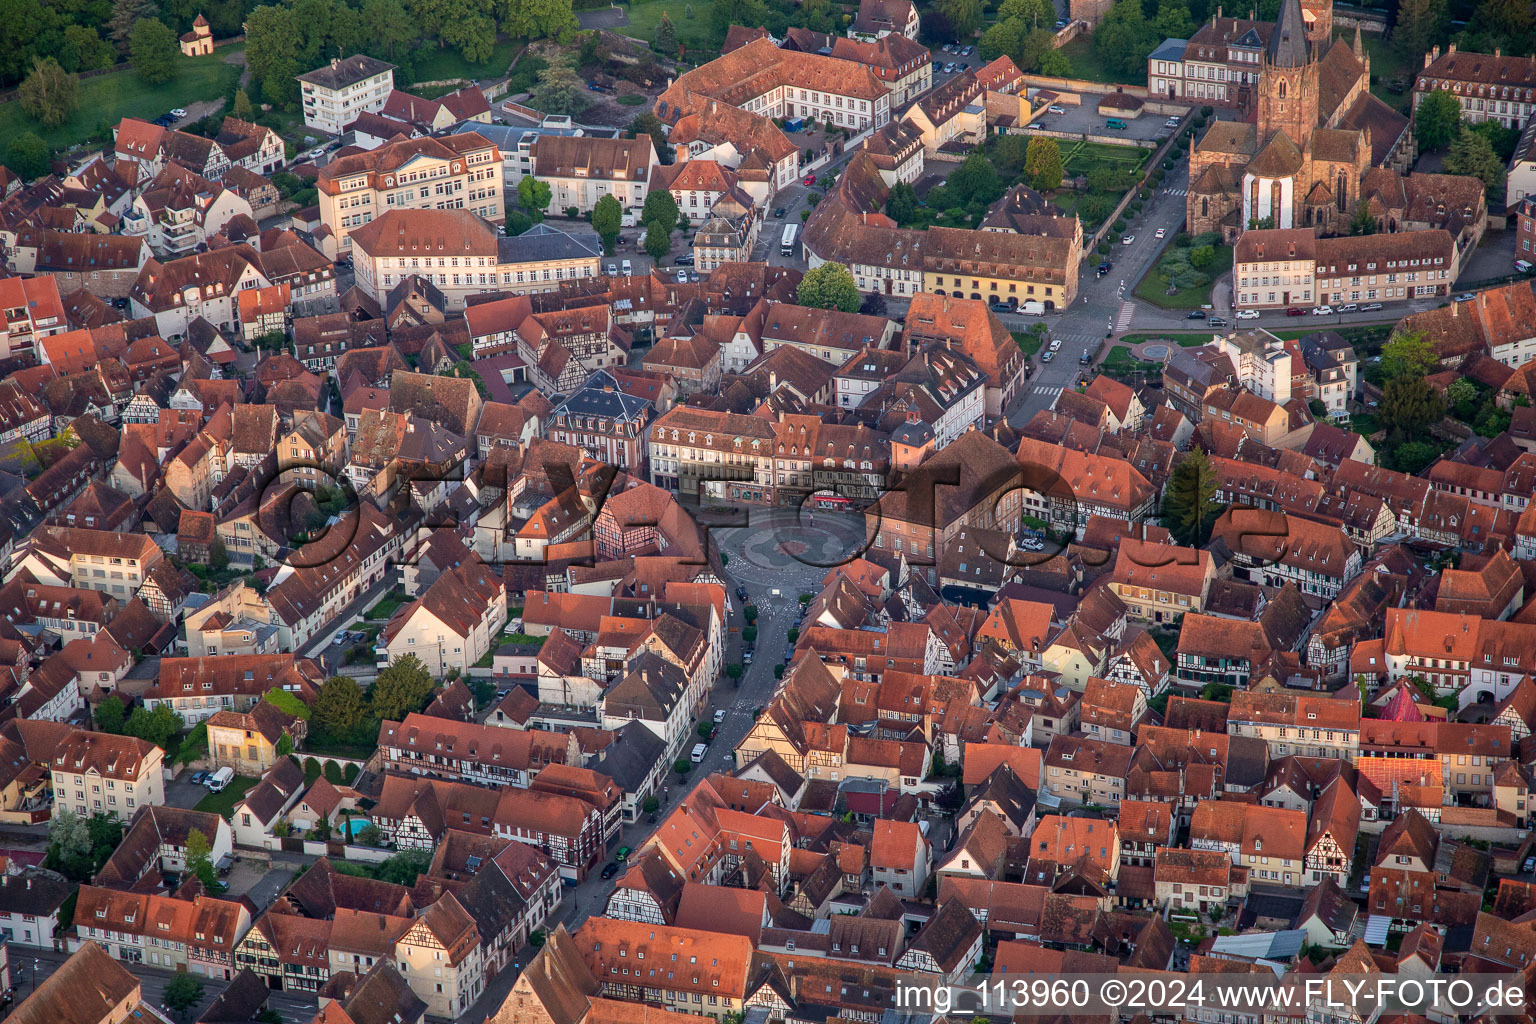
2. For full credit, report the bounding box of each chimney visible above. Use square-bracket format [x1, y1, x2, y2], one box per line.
[331, 57, 340, 70]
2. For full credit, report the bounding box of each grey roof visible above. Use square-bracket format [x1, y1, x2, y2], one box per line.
[1267, 0, 1310, 67]
[499, 222, 603, 264]
[1209, 928, 1307, 960]
[0, 867, 74, 917]
[890, 420, 934, 446]
[201, 970, 270, 1024]
[592, 720, 667, 791]
[296, 54, 396, 89]
[553, 370, 653, 422]
[1150, 38, 1189, 61]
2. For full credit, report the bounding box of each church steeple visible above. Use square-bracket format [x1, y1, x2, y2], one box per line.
[1352, 22, 1363, 58]
[1267, 0, 1312, 67]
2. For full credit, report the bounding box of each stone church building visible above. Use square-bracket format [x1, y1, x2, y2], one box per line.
[1187, 0, 1415, 240]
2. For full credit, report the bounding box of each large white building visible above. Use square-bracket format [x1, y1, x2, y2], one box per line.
[349, 209, 602, 309]
[317, 132, 504, 253]
[297, 55, 397, 135]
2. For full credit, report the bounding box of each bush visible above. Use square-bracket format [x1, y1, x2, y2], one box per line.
[673, 758, 693, 775]
[303, 757, 322, 782]
[323, 761, 343, 784]
[1113, 218, 1126, 232]
[617, 93, 646, 105]
[343, 763, 360, 784]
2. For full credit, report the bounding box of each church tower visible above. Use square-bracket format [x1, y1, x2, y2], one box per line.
[1257, 0, 1319, 151]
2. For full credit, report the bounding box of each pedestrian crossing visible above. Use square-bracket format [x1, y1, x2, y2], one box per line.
[1033, 385, 1064, 399]
[1115, 301, 1135, 331]
[1162, 187, 1188, 196]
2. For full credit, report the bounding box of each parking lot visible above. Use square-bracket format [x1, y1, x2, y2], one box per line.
[1026, 101, 1177, 143]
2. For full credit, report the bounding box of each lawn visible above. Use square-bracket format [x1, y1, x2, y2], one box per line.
[1343, 29, 1411, 114]
[1053, 37, 1122, 85]
[194, 775, 259, 819]
[366, 590, 408, 620]
[1102, 345, 1161, 375]
[1351, 412, 1381, 435]
[1120, 332, 1209, 347]
[408, 39, 523, 86]
[4, 50, 242, 154]
[1134, 244, 1233, 310]
[1013, 330, 1046, 357]
[1063, 141, 1149, 178]
[617, 0, 713, 51]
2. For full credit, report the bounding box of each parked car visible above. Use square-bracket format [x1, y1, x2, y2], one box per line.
[714, 709, 727, 723]
[674, 254, 695, 265]
[1311, 304, 1334, 315]
[1021, 536, 1045, 551]
[1048, 104, 1066, 115]
[1042, 349, 1055, 362]
[190, 771, 209, 786]
[676, 270, 688, 283]
[772, 208, 786, 218]
[1518, 260, 1533, 273]
[1208, 317, 1226, 328]
[621, 259, 632, 274]
[989, 299, 1015, 312]
[606, 263, 617, 275]
[1121, 234, 1135, 245]
[1235, 308, 1260, 320]
[170, 108, 188, 118]
[736, 585, 749, 602]
[1361, 302, 1384, 312]
[1155, 227, 1166, 239]
[802, 174, 817, 186]
[615, 846, 632, 861]
[1186, 310, 1206, 320]
[943, 62, 956, 73]
[1286, 307, 1305, 316]
[1339, 302, 1358, 312]
[1455, 292, 1477, 301]
[152, 115, 175, 127]
[1164, 117, 1181, 128]
[742, 650, 753, 664]
[601, 862, 621, 879]
[961, 45, 973, 55]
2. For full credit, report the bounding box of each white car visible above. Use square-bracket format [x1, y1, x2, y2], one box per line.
[1235, 309, 1260, 320]
[1041, 349, 1055, 362]
[1154, 227, 1166, 239]
[1164, 117, 1180, 127]
[170, 108, 188, 118]
[1049, 338, 1062, 350]
[1121, 234, 1135, 245]
[1312, 305, 1334, 315]
[1048, 104, 1066, 114]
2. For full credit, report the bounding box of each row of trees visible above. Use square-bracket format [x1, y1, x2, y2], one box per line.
[1396, 0, 1536, 72]
[1416, 90, 1515, 198]
[93, 696, 185, 751]
[244, 0, 576, 110]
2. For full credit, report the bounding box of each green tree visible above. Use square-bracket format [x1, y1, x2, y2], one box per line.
[1016, 27, 1057, 72]
[124, 704, 183, 750]
[1024, 136, 1062, 192]
[1038, 49, 1070, 76]
[1380, 376, 1445, 443]
[1446, 377, 1479, 417]
[1393, 440, 1439, 473]
[797, 262, 861, 312]
[443, 6, 497, 62]
[5, 132, 50, 180]
[1445, 125, 1506, 193]
[108, 0, 160, 50]
[1414, 89, 1462, 153]
[233, 88, 255, 119]
[209, 535, 229, 570]
[129, 17, 178, 83]
[95, 695, 127, 734]
[517, 175, 552, 220]
[498, 0, 576, 39]
[592, 193, 623, 253]
[997, 0, 1053, 26]
[186, 827, 217, 891]
[19, 58, 80, 128]
[887, 181, 919, 224]
[45, 808, 92, 880]
[978, 18, 1023, 62]
[655, 10, 678, 52]
[939, 0, 984, 37]
[632, 111, 672, 164]
[644, 218, 671, 260]
[1163, 448, 1219, 546]
[531, 51, 589, 115]
[709, 0, 769, 40]
[1394, 0, 1449, 63]
[1153, 0, 1197, 39]
[1381, 329, 1438, 382]
[303, 756, 322, 781]
[1349, 199, 1378, 235]
[642, 795, 660, 814]
[164, 974, 204, 1019]
[947, 152, 1003, 207]
[61, 25, 115, 73]
[1092, 0, 1158, 78]
[642, 189, 679, 232]
[376, 848, 432, 886]
[359, 0, 419, 59]
[371, 654, 436, 721]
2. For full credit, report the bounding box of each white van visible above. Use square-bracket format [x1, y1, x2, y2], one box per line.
[690, 742, 708, 763]
[206, 766, 234, 793]
[621, 259, 632, 275]
[1021, 300, 1046, 316]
